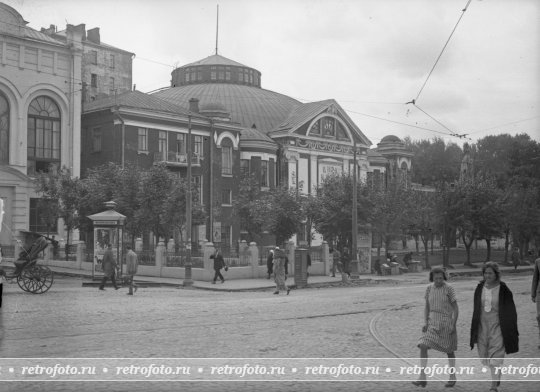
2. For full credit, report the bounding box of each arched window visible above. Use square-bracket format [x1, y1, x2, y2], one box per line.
[27, 96, 61, 175]
[0, 92, 9, 164]
[221, 137, 233, 176]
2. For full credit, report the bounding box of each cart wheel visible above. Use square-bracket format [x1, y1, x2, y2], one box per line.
[17, 265, 54, 294]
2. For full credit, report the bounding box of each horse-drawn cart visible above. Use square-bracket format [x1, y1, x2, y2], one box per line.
[0, 233, 54, 294]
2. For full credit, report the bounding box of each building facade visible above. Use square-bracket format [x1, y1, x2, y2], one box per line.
[0, 3, 83, 249]
[40, 24, 134, 103]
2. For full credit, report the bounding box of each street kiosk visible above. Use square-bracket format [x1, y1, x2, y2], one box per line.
[87, 201, 126, 280]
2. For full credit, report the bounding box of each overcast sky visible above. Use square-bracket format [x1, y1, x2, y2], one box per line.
[5, 0, 539, 146]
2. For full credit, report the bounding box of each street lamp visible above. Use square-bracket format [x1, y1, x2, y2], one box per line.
[351, 140, 359, 278]
[183, 111, 193, 287]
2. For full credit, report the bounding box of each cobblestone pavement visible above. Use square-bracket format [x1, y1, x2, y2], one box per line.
[0, 273, 538, 392]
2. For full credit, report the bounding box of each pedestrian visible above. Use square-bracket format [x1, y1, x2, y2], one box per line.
[470, 261, 519, 392]
[511, 247, 520, 270]
[124, 245, 138, 295]
[341, 247, 351, 278]
[403, 251, 413, 267]
[330, 247, 342, 277]
[532, 252, 540, 349]
[413, 267, 459, 388]
[373, 258, 382, 276]
[211, 250, 225, 284]
[99, 243, 119, 291]
[273, 247, 290, 295]
[266, 248, 274, 279]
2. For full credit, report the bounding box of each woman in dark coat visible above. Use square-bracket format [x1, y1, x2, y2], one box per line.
[470, 262, 519, 392]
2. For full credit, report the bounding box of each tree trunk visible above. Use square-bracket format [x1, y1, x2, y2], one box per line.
[504, 230, 510, 263]
[485, 239, 491, 262]
[422, 238, 430, 269]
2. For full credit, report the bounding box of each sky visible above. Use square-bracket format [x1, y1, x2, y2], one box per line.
[4, 0, 540, 146]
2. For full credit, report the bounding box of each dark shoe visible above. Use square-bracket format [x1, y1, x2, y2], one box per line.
[286, 288, 290, 295]
[99, 287, 105, 291]
[212, 281, 216, 284]
[127, 293, 133, 295]
[221, 280, 225, 284]
[412, 380, 427, 388]
[273, 291, 279, 295]
[496, 381, 500, 387]
[331, 275, 335, 277]
[445, 380, 456, 387]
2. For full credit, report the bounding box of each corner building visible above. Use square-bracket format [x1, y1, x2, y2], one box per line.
[0, 4, 83, 250]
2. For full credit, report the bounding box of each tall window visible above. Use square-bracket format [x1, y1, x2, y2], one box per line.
[240, 159, 250, 177]
[210, 66, 217, 80]
[221, 189, 232, 205]
[194, 135, 203, 157]
[221, 144, 232, 175]
[176, 133, 186, 154]
[90, 50, 97, 65]
[158, 131, 167, 159]
[0, 92, 9, 164]
[261, 160, 269, 187]
[138, 128, 148, 151]
[192, 175, 202, 204]
[27, 96, 61, 175]
[109, 77, 115, 94]
[91, 127, 102, 152]
[91, 74, 97, 88]
[109, 54, 115, 69]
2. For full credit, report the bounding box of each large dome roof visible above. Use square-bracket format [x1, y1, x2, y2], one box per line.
[153, 83, 300, 132]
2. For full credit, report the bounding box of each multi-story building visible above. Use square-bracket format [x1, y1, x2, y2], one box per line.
[0, 3, 83, 250]
[40, 24, 134, 103]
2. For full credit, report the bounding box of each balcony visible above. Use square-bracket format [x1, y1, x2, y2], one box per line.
[153, 152, 201, 167]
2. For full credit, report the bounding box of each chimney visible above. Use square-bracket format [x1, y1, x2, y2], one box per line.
[189, 98, 199, 113]
[41, 24, 57, 35]
[87, 27, 100, 44]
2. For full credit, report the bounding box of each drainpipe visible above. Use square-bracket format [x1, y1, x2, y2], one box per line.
[209, 120, 214, 243]
[114, 110, 125, 168]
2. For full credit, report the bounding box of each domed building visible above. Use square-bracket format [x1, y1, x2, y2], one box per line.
[82, 50, 414, 254]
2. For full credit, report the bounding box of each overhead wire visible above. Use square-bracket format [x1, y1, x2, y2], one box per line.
[414, 0, 473, 103]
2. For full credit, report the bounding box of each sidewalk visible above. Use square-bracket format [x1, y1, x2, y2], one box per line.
[1, 259, 534, 292]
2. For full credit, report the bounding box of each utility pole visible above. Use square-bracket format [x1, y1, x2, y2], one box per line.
[351, 140, 359, 278]
[183, 114, 193, 286]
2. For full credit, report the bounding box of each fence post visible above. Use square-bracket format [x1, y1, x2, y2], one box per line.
[249, 241, 259, 278]
[156, 240, 165, 271]
[322, 241, 330, 276]
[135, 238, 143, 252]
[286, 240, 295, 277]
[204, 242, 216, 281]
[76, 241, 85, 269]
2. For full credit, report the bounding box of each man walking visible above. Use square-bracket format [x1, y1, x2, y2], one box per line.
[125, 245, 138, 295]
[330, 247, 342, 277]
[99, 244, 119, 291]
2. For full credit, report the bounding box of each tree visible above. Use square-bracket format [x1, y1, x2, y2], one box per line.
[260, 186, 303, 246]
[306, 173, 369, 250]
[408, 190, 437, 269]
[367, 180, 414, 256]
[35, 167, 83, 259]
[233, 175, 267, 243]
[404, 137, 462, 186]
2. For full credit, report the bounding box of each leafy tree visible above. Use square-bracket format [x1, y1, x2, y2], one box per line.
[408, 190, 437, 269]
[233, 175, 266, 243]
[367, 180, 414, 255]
[306, 173, 369, 250]
[261, 186, 303, 246]
[404, 137, 462, 186]
[35, 167, 83, 258]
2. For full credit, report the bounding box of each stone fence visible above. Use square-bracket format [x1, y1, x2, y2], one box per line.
[29, 240, 335, 281]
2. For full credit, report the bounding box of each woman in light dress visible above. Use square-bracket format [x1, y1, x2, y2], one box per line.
[413, 267, 459, 388]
